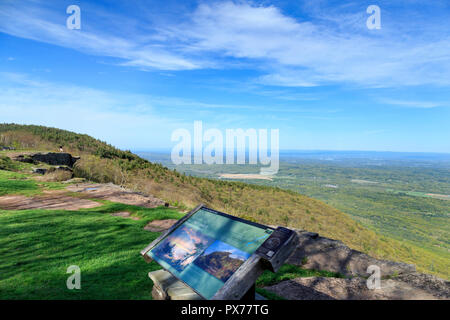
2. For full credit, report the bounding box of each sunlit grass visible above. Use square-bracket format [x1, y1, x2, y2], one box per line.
[0, 203, 183, 299]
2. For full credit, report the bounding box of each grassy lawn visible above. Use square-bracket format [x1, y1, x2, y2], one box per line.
[0, 169, 65, 196]
[0, 204, 183, 299]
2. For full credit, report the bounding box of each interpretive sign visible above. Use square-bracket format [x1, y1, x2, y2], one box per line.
[141, 204, 298, 300]
[141, 205, 274, 299]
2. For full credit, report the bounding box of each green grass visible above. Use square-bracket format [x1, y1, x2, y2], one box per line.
[0, 170, 39, 196]
[0, 204, 183, 299]
[0, 156, 19, 171]
[256, 264, 345, 288]
[0, 170, 66, 196]
[255, 288, 286, 300]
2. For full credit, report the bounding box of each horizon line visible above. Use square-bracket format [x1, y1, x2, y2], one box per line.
[131, 148, 450, 156]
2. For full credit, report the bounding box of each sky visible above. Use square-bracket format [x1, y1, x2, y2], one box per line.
[0, 0, 449, 153]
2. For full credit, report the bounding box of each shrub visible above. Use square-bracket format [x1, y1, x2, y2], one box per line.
[0, 156, 18, 171]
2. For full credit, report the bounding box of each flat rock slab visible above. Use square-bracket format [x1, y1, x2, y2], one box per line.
[396, 272, 450, 299]
[111, 211, 140, 220]
[66, 183, 165, 208]
[287, 230, 416, 278]
[264, 276, 441, 300]
[144, 219, 178, 232]
[0, 194, 101, 210]
[0, 182, 165, 211]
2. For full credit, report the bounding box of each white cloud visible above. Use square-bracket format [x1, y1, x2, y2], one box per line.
[380, 98, 446, 109]
[170, 1, 450, 87]
[0, 72, 190, 149]
[0, 72, 311, 147]
[0, 1, 201, 71]
[1, 1, 449, 87]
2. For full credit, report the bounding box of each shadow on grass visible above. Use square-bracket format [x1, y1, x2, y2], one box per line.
[0, 205, 183, 299]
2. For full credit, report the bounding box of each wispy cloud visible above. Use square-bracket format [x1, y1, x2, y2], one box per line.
[380, 98, 446, 109]
[0, 1, 201, 71]
[164, 1, 450, 87]
[362, 129, 390, 136]
[0, 72, 190, 148]
[1, 1, 449, 88]
[0, 72, 324, 144]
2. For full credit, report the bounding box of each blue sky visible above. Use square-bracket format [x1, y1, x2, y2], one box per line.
[0, 0, 449, 152]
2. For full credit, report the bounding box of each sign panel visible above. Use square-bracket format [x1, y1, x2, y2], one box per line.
[146, 207, 273, 299]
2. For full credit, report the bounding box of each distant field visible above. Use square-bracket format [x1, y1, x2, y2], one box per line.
[386, 189, 450, 201]
[219, 173, 273, 180]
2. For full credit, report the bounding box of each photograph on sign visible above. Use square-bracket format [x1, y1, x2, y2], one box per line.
[194, 240, 251, 282]
[151, 225, 214, 272]
[147, 208, 273, 299]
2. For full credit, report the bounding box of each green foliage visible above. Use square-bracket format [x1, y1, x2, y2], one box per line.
[256, 264, 344, 288]
[0, 123, 109, 153]
[255, 288, 286, 300]
[0, 156, 18, 171]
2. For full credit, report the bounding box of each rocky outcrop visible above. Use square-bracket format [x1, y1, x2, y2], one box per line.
[264, 276, 442, 300]
[13, 154, 36, 164]
[396, 272, 450, 299]
[30, 153, 80, 167]
[287, 230, 415, 278]
[0, 182, 165, 210]
[32, 168, 47, 175]
[264, 229, 449, 300]
[1, 146, 15, 150]
[66, 183, 165, 208]
[13, 152, 80, 167]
